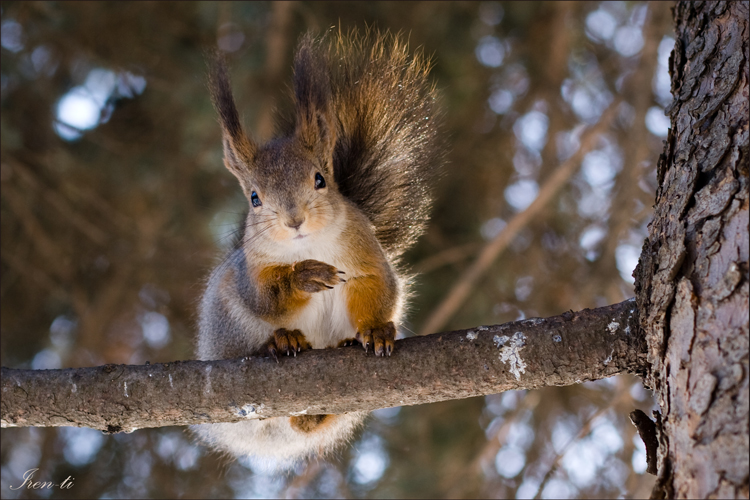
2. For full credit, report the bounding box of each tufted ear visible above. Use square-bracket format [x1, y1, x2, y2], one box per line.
[292, 34, 337, 164]
[208, 52, 257, 191]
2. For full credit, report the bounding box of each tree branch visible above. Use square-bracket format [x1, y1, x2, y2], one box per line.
[1, 299, 644, 433]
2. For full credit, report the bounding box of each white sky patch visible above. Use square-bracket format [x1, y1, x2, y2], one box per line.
[580, 225, 607, 260]
[517, 480, 541, 499]
[551, 417, 578, 452]
[585, 9, 618, 41]
[489, 88, 513, 114]
[513, 147, 542, 176]
[54, 67, 146, 141]
[1, 19, 24, 52]
[6, 433, 43, 479]
[515, 276, 534, 302]
[372, 406, 401, 425]
[645, 106, 670, 137]
[495, 446, 526, 478]
[476, 35, 505, 68]
[56, 89, 101, 131]
[481, 217, 506, 240]
[581, 150, 617, 188]
[577, 188, 611, 219]
[494, 332, 527, 380]
[505, 179, 539, 211]
[351, 434, 389, 486]
[616, 243, 641, 283]
[629, 381, 651, 401]
[591, 418, 624, 453]
[231, 460, 287, 497]
[654, 36, 675, 106]
[31, 348, 61, 370]
[632, 434, 648, 473]
[503, 63, 530, 96]
[541, 478, 577, 499]
[562, 439, 604, 488]
[514, 110, 549, 152]
[562, 77, 613, 124]
[613, 25, 644, 57]
[579, 225, 607, 250]
[506, 420, 535, 450]
[50, 315, 76, 350]
[156, 432, 180, 462]
[31, 45, 58, 76]
[217, 23, 245, 53]
[556, 126, 583, 161]
[140, 311, 171, 349]
[61, 427, 105, 467]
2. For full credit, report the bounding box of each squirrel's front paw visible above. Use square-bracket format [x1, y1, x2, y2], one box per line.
[267, 328, 311, 361]
[292, 259, 346, 293]
[355, 322, 396, 357]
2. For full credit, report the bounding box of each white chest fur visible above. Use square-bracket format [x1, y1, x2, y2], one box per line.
[268, 228, 357, 348]
[289, 284, 355, 348]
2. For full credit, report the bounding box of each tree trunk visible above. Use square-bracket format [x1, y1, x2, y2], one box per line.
[634, 2, 749, 499]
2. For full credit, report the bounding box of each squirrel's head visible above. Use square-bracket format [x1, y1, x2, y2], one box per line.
[209, 38, 341, 246]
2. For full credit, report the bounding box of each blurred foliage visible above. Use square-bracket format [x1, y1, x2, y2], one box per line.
[1, 1, 673, 498]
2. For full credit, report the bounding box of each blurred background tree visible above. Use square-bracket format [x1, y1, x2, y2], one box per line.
[1, 1, 674, 498]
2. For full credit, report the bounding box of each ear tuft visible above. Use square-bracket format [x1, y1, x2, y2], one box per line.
[208, 51, 257, 180]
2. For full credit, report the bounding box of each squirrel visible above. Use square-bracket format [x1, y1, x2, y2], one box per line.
[191, 30, 442, 466]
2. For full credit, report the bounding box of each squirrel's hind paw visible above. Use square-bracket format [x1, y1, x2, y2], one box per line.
[267, 328, 311, 361]
[355, 322, 396, 357]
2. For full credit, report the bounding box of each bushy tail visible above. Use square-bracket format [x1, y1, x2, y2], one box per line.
[297, 30, 444, 259]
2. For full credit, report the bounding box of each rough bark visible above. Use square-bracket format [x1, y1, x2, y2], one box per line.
[634, 2, 749, 499]
[1, 300, 644, 432]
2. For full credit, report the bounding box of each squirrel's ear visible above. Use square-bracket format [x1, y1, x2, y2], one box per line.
[293, 35, 337, 162]
[208, 52, 257, 187]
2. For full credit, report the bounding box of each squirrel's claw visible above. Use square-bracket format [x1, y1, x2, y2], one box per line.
[354, 323, 396, 356]
[337, 338, 358, 347]
[267, 328, 311, 361]
[356, 329, 373, 354]
[267, 343, 279, 363]
[355, 322, 396, 357]
[293, 260, 346, 293]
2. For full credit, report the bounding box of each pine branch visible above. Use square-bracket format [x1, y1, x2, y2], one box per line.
[1, 299, 644, 433]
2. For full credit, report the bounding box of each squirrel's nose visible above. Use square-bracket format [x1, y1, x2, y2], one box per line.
[286, 217, 305, 230]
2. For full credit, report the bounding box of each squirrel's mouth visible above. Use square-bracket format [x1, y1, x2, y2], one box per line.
[293, 234, 307, 240]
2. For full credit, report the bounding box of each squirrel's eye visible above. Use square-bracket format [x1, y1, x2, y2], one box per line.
[251, 191, 262, 207]
[314, 172, 326, 190]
